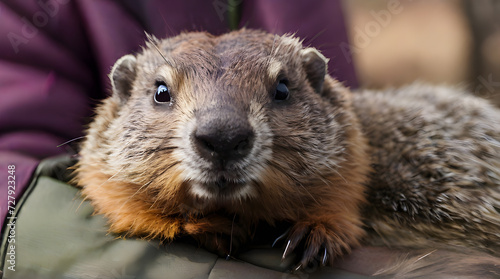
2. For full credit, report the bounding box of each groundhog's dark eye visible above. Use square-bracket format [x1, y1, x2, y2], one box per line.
[274, 80, 289, 101]
[155, 83, 171, 103]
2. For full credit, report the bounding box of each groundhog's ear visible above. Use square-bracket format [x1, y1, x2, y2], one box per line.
[301, 48, 329, 94]
[109, 54, 137, 104]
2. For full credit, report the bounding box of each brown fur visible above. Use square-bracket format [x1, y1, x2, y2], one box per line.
[354, 85, 500, 255]
[74, 29, 500, 274]
[75, 29, 370, 267]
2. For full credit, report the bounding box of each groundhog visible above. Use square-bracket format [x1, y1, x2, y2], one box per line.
[74, 29, 500, 273]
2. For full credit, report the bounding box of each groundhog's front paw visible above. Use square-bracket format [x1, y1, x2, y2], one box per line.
[280, 222, 353, 270]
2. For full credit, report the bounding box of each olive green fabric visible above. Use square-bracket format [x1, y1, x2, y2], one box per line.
[1, 156, 369, 279]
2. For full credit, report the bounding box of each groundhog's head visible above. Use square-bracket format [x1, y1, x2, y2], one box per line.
[77, 29, 367, 220]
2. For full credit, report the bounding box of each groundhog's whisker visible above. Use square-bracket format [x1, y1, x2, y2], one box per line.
[266, 34, 279, 68]
[145, 32, 176, 68]
[116, 182, 153, 214]
[304, 29, 326, 46]
[57, 136, 85, 147]
[323, 164, 348, 184]
[147, 162, 181, 211]
[227, 213, 237, 259]
[267, 161, 312, 208]
[98, 166, 125, 188]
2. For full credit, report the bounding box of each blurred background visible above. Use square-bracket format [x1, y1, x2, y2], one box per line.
[342, 0, 500, 106]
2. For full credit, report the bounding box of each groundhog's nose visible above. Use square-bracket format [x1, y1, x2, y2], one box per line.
[193, 110, 254, 166]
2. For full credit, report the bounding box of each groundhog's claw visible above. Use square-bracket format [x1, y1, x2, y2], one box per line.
[272, 228, 290, 248]
[281, 240, 294, 260]
[281, 225, 309, 261]
[321, 247, 328, 266]
[282, 222, 340, 270]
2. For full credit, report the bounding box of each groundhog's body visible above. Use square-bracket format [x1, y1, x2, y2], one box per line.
[353, 85, 500, 254]
[75, 29, 500, 274]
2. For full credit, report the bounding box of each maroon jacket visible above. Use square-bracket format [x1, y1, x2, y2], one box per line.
[0, 0, 357, 229]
